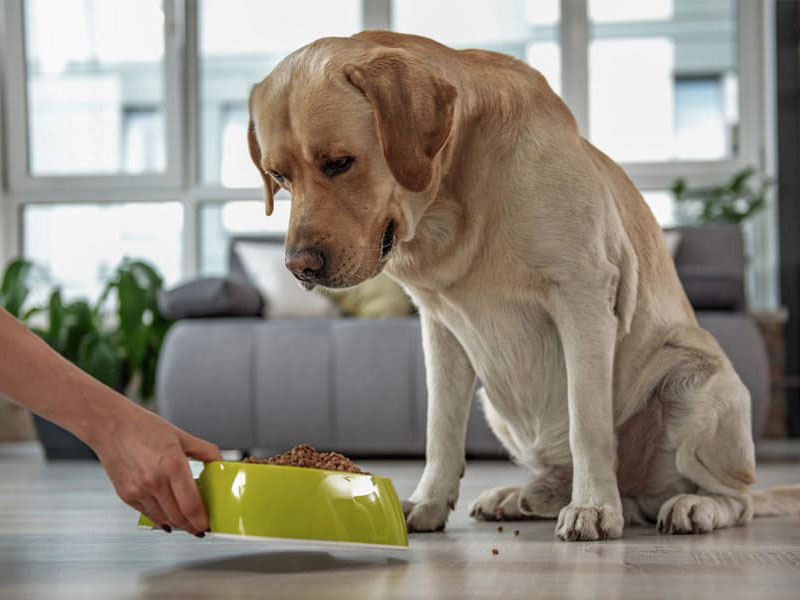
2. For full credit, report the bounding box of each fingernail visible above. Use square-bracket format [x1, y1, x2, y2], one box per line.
[161, 525, 172, 533]
[195, 531, 205, 538]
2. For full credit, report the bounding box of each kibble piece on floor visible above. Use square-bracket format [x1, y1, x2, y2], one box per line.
[492, 548, 499, 555]
[497, 525, 503, 532]
[514, 530, 520, 536]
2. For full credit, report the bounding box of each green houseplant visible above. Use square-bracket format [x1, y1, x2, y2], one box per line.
[670, 167, 773, 225]
[0, 258, 36, 321]
[98, 259, 173, 403]
[0, 257, 173, 458]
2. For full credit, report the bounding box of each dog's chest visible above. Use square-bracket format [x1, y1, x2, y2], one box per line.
[425, 290, 568, 427]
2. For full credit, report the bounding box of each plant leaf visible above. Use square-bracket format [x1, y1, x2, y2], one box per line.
[78, 333, 117, 388]
[0, 259, 34, 318]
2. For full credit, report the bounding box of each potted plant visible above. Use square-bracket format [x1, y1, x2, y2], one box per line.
[0, 257, 173, 459]
[670, 167, 773, 225]
[98, 259, 173, 403]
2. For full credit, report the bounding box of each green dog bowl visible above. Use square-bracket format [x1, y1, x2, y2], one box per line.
[138, 461, 408, 549]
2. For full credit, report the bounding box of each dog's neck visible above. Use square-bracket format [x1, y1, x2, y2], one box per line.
[387, 52, 581, 293]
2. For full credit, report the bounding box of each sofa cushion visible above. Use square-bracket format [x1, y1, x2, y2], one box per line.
[157, 277, 264, 319]
[677, 265, 744, 311]
[157, 320, 259, 448]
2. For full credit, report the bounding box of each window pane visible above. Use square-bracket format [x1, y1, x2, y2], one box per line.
[23, 0, 166, 176]
[200, 200, 290, 275]
[199, 0, 362, 187]
[588, 0, 738, 162]
[23, 203, 182, 303]
[392, 0, 561, 95]
[641, 190, 676, 227]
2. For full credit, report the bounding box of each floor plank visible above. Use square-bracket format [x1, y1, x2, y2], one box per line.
[1, 457, 799, 599]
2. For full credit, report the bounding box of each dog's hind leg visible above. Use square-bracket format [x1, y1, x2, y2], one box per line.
[653, 328, 756, 534]
[470, 486, 529, 521]
[470, 475, 573, 521]
[469, 388, 531, 521]
[469, 389, 572, 521]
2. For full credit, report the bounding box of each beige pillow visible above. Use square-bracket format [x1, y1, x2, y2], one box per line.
[324, 273, 416, 319]
[233, 241, 340, 319]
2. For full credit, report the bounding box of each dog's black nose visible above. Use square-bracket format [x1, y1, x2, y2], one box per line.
[285, 247, 325, 282]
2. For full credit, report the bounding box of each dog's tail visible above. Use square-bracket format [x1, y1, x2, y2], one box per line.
[751, 485, 800, 517]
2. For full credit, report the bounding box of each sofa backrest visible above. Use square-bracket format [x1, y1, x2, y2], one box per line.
[668, 223, 745, 312]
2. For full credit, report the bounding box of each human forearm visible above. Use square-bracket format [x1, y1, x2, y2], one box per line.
[0, 306, 220, 535]
[0, 307, 125, 447]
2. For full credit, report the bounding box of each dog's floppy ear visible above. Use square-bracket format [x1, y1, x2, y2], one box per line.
[247, 117, 278, 216]
[343, 51, 457, 192]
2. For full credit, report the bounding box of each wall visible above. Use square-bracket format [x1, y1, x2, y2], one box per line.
[777, 0, 800, 437]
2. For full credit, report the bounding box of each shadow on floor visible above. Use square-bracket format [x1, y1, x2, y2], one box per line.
[141, 551, 411, 598]
[146, 550, 408, 575]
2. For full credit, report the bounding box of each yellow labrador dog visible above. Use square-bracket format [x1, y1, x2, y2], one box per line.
[248, 31, 799, 540]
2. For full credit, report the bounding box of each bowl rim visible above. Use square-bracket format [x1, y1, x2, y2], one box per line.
[204, 460, 381, 480]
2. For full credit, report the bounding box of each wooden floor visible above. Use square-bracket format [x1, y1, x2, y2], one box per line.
[1, 450, 799, 599]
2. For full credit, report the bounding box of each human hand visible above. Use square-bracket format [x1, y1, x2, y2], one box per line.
[90, 402, 221, 536]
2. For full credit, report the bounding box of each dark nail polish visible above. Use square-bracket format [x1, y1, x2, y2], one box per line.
[195, 531, 205, 538]
[161, 525, 172, 533]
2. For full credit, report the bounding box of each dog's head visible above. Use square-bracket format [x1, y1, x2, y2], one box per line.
[248, 38, 457, 289]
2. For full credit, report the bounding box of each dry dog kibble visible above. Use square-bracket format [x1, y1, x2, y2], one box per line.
[492, 548, 499, 555]
[243, 444, 367, 474]
[514, 530, 520, 536]
[497, 525, 503, 532]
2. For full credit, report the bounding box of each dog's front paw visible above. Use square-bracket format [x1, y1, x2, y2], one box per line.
[403, 498, 453, 532]
[556, 503, 623, 541]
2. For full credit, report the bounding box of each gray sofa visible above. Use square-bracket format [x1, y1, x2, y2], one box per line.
[157, 224, 769, 456]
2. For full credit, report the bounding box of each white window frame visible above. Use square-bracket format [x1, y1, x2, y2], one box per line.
[559, 0, 764, 190]
[1, 0, 185, 196]
[0, 0, 778, 308]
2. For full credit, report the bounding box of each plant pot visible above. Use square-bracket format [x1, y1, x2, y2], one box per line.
[32, 414, 97, 460]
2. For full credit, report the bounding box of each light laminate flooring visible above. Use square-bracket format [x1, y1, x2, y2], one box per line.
[1, 451, 799, 599]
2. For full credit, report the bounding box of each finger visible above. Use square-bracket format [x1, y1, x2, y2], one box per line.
[152, 479, 198, 535]
[129, 500, 169, 532]
[138, 495, 170, 530]
[177, 429, 221, 462]
[169, 457, 210, 533]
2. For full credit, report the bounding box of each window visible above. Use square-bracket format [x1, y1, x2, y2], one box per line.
[0, 1, 776, 310]
[588, 0, 739, 162]
[641, 191, 677, 227]
[198, 0, 363, 187]
[392, 0, 562, 95]
[23, 0, 167, 176]
[199, 201, 291, 275]
[23, 203, 183, 303]
[674, 75, 737, 159]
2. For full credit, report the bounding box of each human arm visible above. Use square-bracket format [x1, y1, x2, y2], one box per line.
[0, 307, 221, 535]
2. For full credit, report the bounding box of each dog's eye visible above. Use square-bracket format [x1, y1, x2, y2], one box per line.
[267, 170, 286, 184]
[322, 156, 354, 178]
